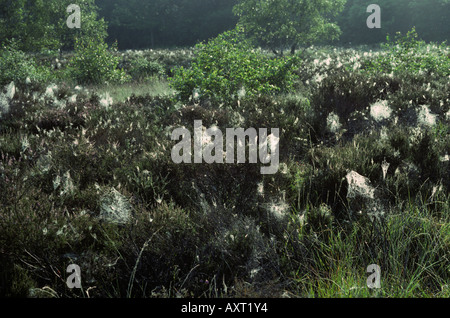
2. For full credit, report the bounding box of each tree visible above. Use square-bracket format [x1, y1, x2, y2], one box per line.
[55, 0, 108, 50]
[0, 0, 107, 52]
[233, 0, 346, 55]
[68, 36, 130, 85]
[0, 0, 58, 51]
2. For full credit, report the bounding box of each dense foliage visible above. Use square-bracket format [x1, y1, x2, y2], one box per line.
[363, 28, 450, 77]
[68, 37, 130, 85]
[233, 0, 346, 54]
[128, 57, 166, 82]
[170, 27, 299, 103]
[0, 0, 107, 51]
[2, 1, 448, 52]
[0, 41, 50, 86]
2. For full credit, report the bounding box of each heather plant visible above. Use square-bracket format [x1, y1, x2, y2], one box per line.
[310, 69, 400, 140]
[1, 42, 450, 298]
[238, 94, 313, 158]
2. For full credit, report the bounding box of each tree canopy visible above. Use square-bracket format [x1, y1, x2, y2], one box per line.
[0, 0, 107, 52]
[0, 0, 448, 52]
[233, 0, 347, 54]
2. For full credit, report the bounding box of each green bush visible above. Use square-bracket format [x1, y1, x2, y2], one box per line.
[364, 28, 450, 77]
[129, 58, 165, 81]
[68, 38, 130, 85]
[170, 27, 299, 104]
[0, 41, 50, 86]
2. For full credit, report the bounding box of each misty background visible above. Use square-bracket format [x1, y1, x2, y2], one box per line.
[96, 0, 449, 49]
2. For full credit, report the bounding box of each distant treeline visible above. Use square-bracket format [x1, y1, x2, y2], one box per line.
[97, 0, 239, 49]
[97, 0, 449, 49]
[337, 0, 449, 45]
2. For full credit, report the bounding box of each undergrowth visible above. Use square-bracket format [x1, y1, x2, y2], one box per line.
[0, 31, 449, 298]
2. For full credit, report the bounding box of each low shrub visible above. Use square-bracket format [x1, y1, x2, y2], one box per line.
[68, 38, 130, 85]
[128, 58, 165, 81]
[0, 41, 50, 86]
[170, 27, 299, 104]
[363, 28, 450, 77]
